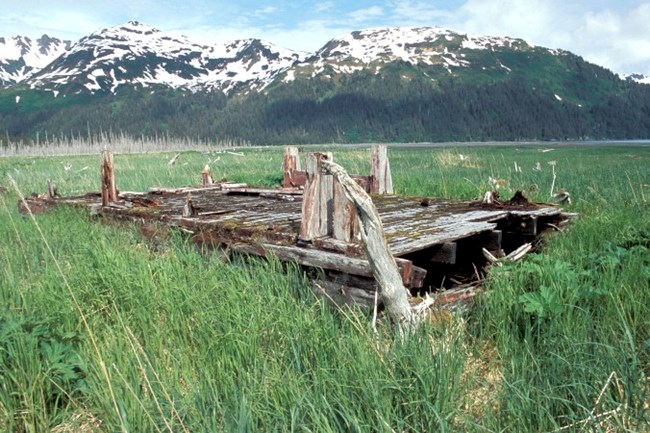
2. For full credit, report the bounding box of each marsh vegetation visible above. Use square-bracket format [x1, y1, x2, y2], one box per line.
[0, 143, 648, 432]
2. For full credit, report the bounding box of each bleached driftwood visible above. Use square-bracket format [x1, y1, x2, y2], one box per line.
[321, 157, 415, 329]
[201, 164, 214, 186]
[482, 242, 532, 267]
[168, 153, 180, 165]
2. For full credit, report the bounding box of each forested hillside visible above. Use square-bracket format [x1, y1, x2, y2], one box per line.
[3, 66, 650, 145]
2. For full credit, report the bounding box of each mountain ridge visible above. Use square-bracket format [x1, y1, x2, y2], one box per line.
[0, 34, 71, 86]
[0, 21, 589, 96]
[2, 21, 649, 144]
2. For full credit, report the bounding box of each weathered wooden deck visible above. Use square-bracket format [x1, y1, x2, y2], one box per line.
[19, 146, 574, 309]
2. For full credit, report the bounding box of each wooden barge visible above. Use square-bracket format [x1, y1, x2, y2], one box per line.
[20, 146, 574, 309]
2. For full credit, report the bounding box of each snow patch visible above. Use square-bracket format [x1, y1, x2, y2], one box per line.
[283, 69, 295, 82]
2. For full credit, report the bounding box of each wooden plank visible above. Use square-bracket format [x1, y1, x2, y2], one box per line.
[299, 153, 333, 241]
[433, 284, 483, 306]
[312, 237, 365, 257]
[388, 221, 497, 256]
[309, 237, 426, 288]
[230, 242, 424, 289]
[225, 187, 302, 196]
[149, 185, 226, 194]
[332, 177, 358, 242]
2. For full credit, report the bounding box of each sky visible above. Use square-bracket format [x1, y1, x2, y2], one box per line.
[2, 0, 650, 76]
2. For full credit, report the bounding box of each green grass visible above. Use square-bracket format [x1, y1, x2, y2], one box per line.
[0, 143, 648, 432]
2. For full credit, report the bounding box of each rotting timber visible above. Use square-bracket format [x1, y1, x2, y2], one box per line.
[19, 145, 575, 310]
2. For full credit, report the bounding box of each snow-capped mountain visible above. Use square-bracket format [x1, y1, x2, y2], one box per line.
[23, 21, 304, 95]
[285, 26, 538, 80]
[0, 34, 71, 85]
[0, 22, 616, 97]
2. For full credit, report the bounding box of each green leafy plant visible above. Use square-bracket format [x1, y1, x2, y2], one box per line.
[0, 314, 87, 431]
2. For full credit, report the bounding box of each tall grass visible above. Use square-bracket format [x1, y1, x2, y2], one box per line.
[0, 143, 648, 432]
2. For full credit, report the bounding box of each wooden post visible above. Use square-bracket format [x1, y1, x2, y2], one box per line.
[202, 164, 214, 186]
[299, 153, 333, 241]
[101, 149, 117, 207]
[370, 144, 393, 194]
[47, 180, 59, 199]
[283, 146, 301, 187]
[300, 152, 359, 243]
[322, 158, 414, 330]
[182, 192, 196, 217]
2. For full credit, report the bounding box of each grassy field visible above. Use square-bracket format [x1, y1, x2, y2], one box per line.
[0, 143, 648, 432]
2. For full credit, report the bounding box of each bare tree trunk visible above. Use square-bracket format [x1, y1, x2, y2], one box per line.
[321, 158, 414, 330]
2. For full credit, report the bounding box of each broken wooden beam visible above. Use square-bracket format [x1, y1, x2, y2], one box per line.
[482, 242, 533, 267]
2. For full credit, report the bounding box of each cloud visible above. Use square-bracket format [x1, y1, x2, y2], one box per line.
[456, 0, 558, 41]
[253, 6, 278, 18]
[314, 1, 335, 13]
[348, 6, 384, 23]
[572, 4, 650, 74]
[388, 0, 457, 25]
[452, 0, 650, 75]
[2, 0, 649, 75]
[0, 9, 111, 41]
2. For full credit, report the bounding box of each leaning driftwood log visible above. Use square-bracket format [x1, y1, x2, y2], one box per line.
[321, 157, 415, 330]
